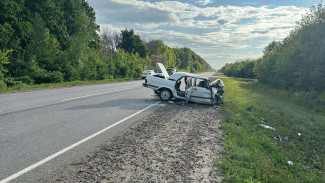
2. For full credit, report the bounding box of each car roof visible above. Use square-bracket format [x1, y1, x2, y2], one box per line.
[169, 72, 209, 80]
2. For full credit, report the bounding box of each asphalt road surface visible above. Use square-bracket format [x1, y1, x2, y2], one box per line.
[0, 72, 215, 182]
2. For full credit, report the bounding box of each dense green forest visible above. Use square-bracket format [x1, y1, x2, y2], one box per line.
[219, 4, 325, 92]
[219, 59, 258, 79]
[0, 0, 212, 90]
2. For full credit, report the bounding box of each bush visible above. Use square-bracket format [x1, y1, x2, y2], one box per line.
[0, 80, 7, 90]
[4, 77, 23, 87]
[14, 76, 34, 85]
[0, 50, 10, 79]
[44, 71, 64, 83]
[11, 82, 28, 90]
[32, 70, 64, 84]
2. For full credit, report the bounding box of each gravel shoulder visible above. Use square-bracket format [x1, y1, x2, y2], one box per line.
[52, 102, 223, 182]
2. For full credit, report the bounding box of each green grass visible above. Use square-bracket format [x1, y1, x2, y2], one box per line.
[216, 74, 325, 183]
[0, 78, 134, 93]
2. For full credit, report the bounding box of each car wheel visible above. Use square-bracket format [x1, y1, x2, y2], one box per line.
[159, 89, 172, 101]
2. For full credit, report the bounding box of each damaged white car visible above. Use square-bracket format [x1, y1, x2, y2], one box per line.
[142, 63, 225, 105]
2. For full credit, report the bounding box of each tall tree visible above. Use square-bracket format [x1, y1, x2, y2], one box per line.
[119, 29, 149, 58]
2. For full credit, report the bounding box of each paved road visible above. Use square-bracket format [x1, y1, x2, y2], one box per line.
[0, 72, 215, 182]
[0, 80, 163, 182]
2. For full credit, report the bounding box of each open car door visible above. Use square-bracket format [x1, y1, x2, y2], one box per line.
[157, 63, 169, 79]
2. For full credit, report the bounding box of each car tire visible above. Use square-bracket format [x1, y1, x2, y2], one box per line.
[159, 89, 172, 101]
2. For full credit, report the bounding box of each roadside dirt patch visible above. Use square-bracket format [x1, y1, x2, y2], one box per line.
[52, 103, 223, 182]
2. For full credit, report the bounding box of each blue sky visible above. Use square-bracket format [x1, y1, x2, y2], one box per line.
[88, 0, 320, 69]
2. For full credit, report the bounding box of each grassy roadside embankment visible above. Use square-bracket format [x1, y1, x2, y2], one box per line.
[0, 78, 134, 93]
[215, 73, 325, 182]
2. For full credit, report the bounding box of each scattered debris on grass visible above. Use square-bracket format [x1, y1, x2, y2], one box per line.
[282, 136, 289, 141]
[258, 124, 276, 130]
[259, 117, 268, 123]
[287, 161, 294, 165]
[298, 133, 302, 136]
[274, 136, 289, 141]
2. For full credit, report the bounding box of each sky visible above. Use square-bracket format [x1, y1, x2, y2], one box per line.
[87, 0, 321, 69]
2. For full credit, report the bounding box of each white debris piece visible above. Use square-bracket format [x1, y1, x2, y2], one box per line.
[168, 101, 174, 104]
[287, 161, 293, 165]
[258, 124, 276, 130]
[298, 133, 301, 136]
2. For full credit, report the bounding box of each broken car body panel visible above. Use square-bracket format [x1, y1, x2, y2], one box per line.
[143, 63, 224, 104]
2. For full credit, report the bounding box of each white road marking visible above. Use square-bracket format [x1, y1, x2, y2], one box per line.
[61, 87, 138, 102]
[0, 101, 160, 183]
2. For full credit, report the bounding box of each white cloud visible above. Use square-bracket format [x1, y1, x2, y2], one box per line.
[255, 44, 268, 49]
[93, 1, 307, 38]
[197, 0, 213, 6]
